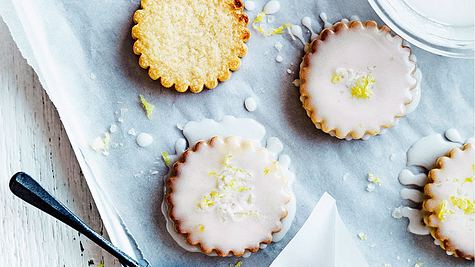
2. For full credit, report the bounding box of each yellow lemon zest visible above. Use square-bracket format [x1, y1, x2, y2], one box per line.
[351, 74, 375, 99]
[161, 151, 171, 166]
[464, 177, 473, 183]
[450, 196, 475, 214]
[331, 72, 343, 84]
[437, 200, 454, 221]
[139, 94, 155, 120]
[198, 224, 205, 232]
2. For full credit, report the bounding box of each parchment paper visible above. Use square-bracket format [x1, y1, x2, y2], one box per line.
[1, 0, 473, 266]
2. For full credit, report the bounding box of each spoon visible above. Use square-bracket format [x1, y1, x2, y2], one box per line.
[9, 172, 146, 267]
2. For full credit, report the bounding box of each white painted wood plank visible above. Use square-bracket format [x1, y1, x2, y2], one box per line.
[0, 19, 120, 267]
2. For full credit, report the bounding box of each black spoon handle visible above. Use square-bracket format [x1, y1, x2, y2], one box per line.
[9, 172, 142, 267]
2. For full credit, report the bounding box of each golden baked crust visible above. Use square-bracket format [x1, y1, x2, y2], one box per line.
[132, 0, 250, 93]
[423, 143, 474, 260]
[166, 136, 289, 257]
[299, 20, 417, 140]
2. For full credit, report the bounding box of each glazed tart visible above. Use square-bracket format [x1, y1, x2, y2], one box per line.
[299, 20, 418, 140]
[166, 136, 291, 256]
[423, 143, 474, 260]
[132, 0, 250, 93]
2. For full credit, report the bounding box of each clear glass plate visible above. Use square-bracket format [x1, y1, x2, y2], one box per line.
[368, 0, 474, 59]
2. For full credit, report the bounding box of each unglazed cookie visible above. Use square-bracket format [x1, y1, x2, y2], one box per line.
[423, 143, 475, 259]
[132, 0, 250, 93]
[166, 136, 291, 256]
[299, 20, 418, 140]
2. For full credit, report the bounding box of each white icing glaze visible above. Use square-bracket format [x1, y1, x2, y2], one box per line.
[263, 0, 280, 15]
[301, 17, 318, 40]
[424, 144, 474, 256]
[303, 24, 416, 139]
[406, 133, 460, 170]
[163, 117, 297, 256]
[401, 207, 430, 235]
[398, 169, 427, 187]
[445, 128, 464, 143]
[400, 188, 424, 203]
[405, 68, 422, 114]
[183, 116, 266, 146]
[136, 132, 153, 147]
[275, 55, 283, 63]
[244, 97, 257, 112]
[289, 24, 306, 46]
[319, 12, 332, 28]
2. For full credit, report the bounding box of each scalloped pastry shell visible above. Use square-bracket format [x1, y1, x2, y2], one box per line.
[166, 136, 290, 256]
[299, 20, 417, 140]
[423, 143, 474, 260]
[132, 0, 250, 93]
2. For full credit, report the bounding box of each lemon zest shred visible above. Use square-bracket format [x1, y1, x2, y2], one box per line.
[331, 72, 343, 84]
[139, 94, 155, 120]
[450, 196, 475, 214]
[351, 74, 375, 99]
[198, 224, 205, 232]
[437, 200, 454, 221]
[161, 151, 171, 166]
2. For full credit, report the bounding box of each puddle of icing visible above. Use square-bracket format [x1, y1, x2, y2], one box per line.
[301, 16, 318, 40]
[400, 207, 429, 235]
[445, 128, 464, 143]
[406, 133, 460, 170]
[244, 97, 258, 112]
[263, 0, 280, 15]
[162, 116, 297, 255]
[288, 24, 306, 46]
[398, 169, 427, 187]
[319, 12, 332, 28]
[400, 188, 423, 203]
[182, 116, 266, 147]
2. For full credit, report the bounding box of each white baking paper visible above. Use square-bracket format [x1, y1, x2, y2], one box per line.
[0, 0, 473, 266]
[271, 192, 368, 267]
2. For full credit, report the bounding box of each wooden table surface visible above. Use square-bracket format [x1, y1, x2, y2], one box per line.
[0, 19, 119, 267]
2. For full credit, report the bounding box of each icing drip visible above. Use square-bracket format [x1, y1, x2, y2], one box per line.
[183, 116, 266, 146]
[288, 24, 306, 46]
[445, 128, 464, 143]
[263, 0, 280, 14]
[400, 188, 424, 203]
[244, 97, 257, 112]
[319, 12, 332, 28]
[406, 133, 460, 170]
[301, 17, 318, 40]
[398, 169, 427, 187]
[401, 207, 430, 235]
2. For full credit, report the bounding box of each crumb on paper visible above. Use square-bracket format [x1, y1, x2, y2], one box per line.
[139, 94, 155, 120]
[128, 128, 137, 136]
[286, 68, 293, 74]
[366, 183, 376, 192]
[109, 123, 118, 133]
[414, 261, 424, 267]
[162, 151, 171, 166]
[275, 55, 283, 63]
[357, 232, 367, 241]
[382, 264, 392, 267]
[389, 153, 396, 161]
[392, 207, 403, 219]
[229, 260, 243, 267]
[274, 41, 283, 51]
[91, 132, 111, 156]
[368, 173, 382, 185]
